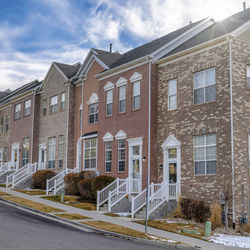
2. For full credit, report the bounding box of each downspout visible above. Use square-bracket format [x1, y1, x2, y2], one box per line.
[79, 77, 85, 172]
[30, 90, 35, 163]
[65, 81, 71, 169]
[145, 56, 152, 233]
[227, 35, 235, 229]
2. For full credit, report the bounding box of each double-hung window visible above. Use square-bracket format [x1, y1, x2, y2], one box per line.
[248, 134, 250, 167]
[22, 137, 30, 166]
[106, 90, 113, 117]
[105, 141, 112, 172]
[60, 92, 65, 111]
[119, 86, 126, 113]
[5, 115, 9, 132]
[132, 81, 140, 110]
[48, 137, 56, 168]
[84, 138, 97, 170]
[58, 135, 64, 168]
[0, 117, 3, 133]
[24, 99, 31, 116]
[14, 104, 21, 120]
[194, 134, 216, 175]
[89, 103, 98, 124]
[50, 96, 58, 113]
[168, 79, 177, 110]
[42, 99, 47, 116]
[247, 66, 250, 89]
[193, 68, 216, 105]
[118, 139, 125, 172]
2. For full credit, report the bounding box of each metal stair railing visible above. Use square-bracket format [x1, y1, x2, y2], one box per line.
[46, 168, 74, 195]
[12, 163, 38, 188]
[131, 182, 163, 217]
[6, 164, 28, 188]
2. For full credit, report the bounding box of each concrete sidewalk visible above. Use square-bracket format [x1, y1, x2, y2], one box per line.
[0, 187, 242, 250]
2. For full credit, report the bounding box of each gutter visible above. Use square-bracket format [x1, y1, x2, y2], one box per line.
[227, 34, 236, 229]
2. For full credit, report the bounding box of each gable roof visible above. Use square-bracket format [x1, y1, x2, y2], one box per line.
[163, 8, 250, 58]
[53, 62, 81, 79]
[0, 91, 10, 100]
[108, 18, 211, 69]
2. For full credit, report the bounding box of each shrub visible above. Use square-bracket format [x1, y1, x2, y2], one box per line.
[241, 223, 250, 233]
[170, 195, 182, 218]
[180, 198, 211, 222]
[33, 170, 56, 190]
[210, 201, 222, 229]
[64, 173, 80, 195]
[91, 175, 116, 199]
[80, 171, 96, 180]
[78, 178, 95, 201]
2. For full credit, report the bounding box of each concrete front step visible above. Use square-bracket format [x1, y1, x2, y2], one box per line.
[0, 171, 14, 183]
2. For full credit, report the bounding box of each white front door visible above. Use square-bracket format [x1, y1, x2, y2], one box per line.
[128, 138, 143, 193]
[38, 145, 47, 170]
[11, 144, 19, 169]
[0, 149, 3, 165]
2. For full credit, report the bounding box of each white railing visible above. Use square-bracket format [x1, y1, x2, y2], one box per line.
[97, 178, 124, 211]
[0, 162, 13, 173]
[6, 163, 38, 188]
[46, 168, 76, 195]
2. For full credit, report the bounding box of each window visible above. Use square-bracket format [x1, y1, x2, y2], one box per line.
[0, 117, 3, 133]
[168, 79, 177, 110]
[247, 66, 250, 89]
[22, 137, 30, 166]
[24, 99, 31, 116]
[5, 115, 9, 132]
[42, 99, 47, 116]
[248, 134, 250, 163]
[89, 103, 98, 124]
[84, 138, 97, 170]
[58, 135, 64, 168]
[106, 90, 113, 117]
[194, 134, 216, 175]
[60, 92, 65, 111]
[3, 147, 8, 162]
[119, 86, 126, 113]
[193, 68, 216, 105]
[105, 141, 112, 172]
[132, 81, 140, 110]
[14, 104, 21, 120]
[48, 137, 56, 168]
[50, 96, 58, 113]
[118, 139, 125, 172]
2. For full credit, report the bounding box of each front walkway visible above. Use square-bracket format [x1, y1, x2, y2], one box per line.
[0, 187, 242, 250]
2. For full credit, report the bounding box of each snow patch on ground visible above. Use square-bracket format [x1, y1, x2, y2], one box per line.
[148, 235, 178, 244]
[210, 233, 250, 248]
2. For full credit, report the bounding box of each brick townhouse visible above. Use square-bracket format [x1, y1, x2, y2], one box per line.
[37, 62, 80, 172]
[156, 8, 250, 226]
[0, 80, 41, 169]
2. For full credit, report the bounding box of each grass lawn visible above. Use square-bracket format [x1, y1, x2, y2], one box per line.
[2, 196, 64, 213]
[104, 213, 120, 217]
[55, 213, 91, 220]
[135, 220, 207, 240]
[42, 195, 96, 210]
[13, 189, 46, 196]
[0, 191, 11, 196]
[0, 184, 6, 188]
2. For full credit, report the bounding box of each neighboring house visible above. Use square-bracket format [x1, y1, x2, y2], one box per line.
[156, 8, 250, 227]
[73, 48, 121, 172]
[38, 62, 81, 172]
[95, 17, 215, 194]
[3, 80, 41, 169]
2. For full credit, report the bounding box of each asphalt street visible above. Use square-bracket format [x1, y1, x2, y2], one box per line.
[0, 202, 182, 250]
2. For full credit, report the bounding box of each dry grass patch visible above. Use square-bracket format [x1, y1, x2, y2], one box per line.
[135, 219, 207, 240]
[2, 197, 64, 213]
[13, 189, 46, 196]
[104, 213, 120, 217]
[55, 213, 91, 220]
[42, 195, 96, 210]
[0, 191, 11, 196]
[0, 184, 6, 188]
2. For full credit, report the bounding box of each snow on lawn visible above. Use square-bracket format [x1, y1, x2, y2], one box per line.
[210, 233, 250, 248]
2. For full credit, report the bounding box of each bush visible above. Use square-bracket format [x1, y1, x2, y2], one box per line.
[79, 171, 96, 180]
[91, 175, 116, 199]
[210, 201, 222, 229]
[170, 195, 182, 218]
[180, 198, 211, 222]
[64, 173, 80, 195]
[33, 170, 56, 190]
[241, 223, 250, 233]
[78, 178, 95, 201]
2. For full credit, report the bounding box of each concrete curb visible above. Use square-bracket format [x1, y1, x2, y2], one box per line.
[0, 198, 194, 249]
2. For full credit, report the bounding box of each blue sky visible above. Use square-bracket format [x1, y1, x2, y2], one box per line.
[0, 0, 247, 91]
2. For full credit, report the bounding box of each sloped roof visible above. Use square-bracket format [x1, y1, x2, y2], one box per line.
[0, 92, 9, 100]
[54, 62, 81, 79]
[108, 18, 207, 69]
[164, 8, 250, 58]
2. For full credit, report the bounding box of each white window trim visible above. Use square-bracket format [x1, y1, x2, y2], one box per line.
[87, 93, 98, 105]
[118, 139, 126, 172]
[118, 85, 126, 114]
[105, 141, 112, 173]
[115, 130, 127, 140]
[106, 89, 113, 117]
[103, 132, 114, 142]
[168, 79, 177, 110]
[130, 72, 142, 83]
[116, 77, 127, 87]
[83, 138, 97, 171]
[104, 81, 114, 91]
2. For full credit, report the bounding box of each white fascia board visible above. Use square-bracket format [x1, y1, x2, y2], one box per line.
[151, 17, 215, 60]
[53, 63, 68, 81]
[76, 50, 93, 77]
[231, 21, 250, 37]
